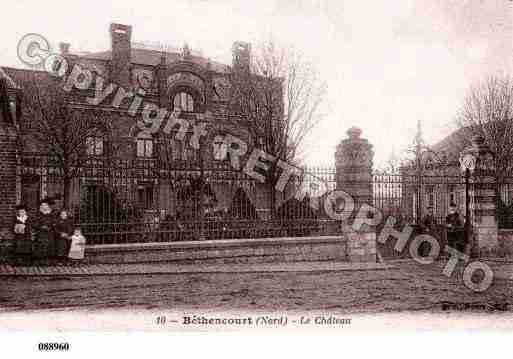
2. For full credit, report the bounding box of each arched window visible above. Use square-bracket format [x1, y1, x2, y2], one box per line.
[86, 136, 104, 156]
[173, 92, 194, 112]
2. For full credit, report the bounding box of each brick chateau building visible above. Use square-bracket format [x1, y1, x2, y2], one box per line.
[0, 23, 278, 229]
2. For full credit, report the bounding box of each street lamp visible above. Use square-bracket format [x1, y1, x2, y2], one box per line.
[459, 135, 496, 257]
[459, 152, 476, 255]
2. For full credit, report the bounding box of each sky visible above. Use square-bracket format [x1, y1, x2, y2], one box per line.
[1, 0, 512, 167]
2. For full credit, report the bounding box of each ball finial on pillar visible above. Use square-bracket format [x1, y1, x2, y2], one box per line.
[347, 127, 362, 140]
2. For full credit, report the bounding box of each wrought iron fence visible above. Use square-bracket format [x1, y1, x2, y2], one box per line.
[19, 155, 343, 244]
[19, 153, 513, 245]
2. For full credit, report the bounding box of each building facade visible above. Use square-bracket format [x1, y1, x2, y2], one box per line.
[1, 23, 278, 231]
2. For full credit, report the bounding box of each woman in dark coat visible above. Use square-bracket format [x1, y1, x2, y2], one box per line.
[55, 209, 74, 261]
[446, 202, 463, 252]
[420, 206, 438, 257]
[13, 204, 33, 264]
[32, 198, 57, 264]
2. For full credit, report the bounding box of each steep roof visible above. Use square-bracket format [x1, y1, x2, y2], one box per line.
[431, 126, 473, 159]
[81, 47, 230, 73]
[429, 121, 510, 163]
[0, 67, 53, 90]
[0, 67, 20, 89]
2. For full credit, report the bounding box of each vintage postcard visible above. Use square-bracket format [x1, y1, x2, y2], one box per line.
[0, 0, 512, 355]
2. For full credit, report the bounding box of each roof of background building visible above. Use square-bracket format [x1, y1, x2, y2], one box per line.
[429, 120, 512, 164]
[431, 126, 474, 159]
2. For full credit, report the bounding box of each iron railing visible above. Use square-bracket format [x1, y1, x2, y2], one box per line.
[17, 153, 513, 245]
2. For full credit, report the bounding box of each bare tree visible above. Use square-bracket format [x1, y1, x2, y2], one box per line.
[456, 74, 513, 178]
[228, 40, 326, 162]
[226, 39, 326, 214]
[18, 74, 106, 208]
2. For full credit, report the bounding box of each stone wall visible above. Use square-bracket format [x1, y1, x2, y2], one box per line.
[344, 227, 377, 262]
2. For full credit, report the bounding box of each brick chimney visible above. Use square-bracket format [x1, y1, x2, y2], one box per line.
[110, 23, 132, 88]
[232, 41, 251, 72]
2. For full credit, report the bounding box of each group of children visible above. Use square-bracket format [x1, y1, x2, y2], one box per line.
[12, 198, 86, 265]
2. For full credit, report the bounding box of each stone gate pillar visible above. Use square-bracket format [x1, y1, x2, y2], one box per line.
[460, 135, 498, 255]
[335, 127, 376, 262]
[335, 127, 374, 211]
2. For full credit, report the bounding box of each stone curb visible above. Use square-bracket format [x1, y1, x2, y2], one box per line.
[0, 261, 393, 277]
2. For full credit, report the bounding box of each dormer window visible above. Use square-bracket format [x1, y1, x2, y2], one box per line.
[173, 92, 194, 112]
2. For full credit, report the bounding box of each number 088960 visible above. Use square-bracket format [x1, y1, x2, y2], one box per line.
[38, 343, 70, 351]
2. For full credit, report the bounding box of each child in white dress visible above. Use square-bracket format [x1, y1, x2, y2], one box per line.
[68, 227, 86, 262]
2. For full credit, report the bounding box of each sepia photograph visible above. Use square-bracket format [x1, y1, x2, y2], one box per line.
[0, 0, 512, 354]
